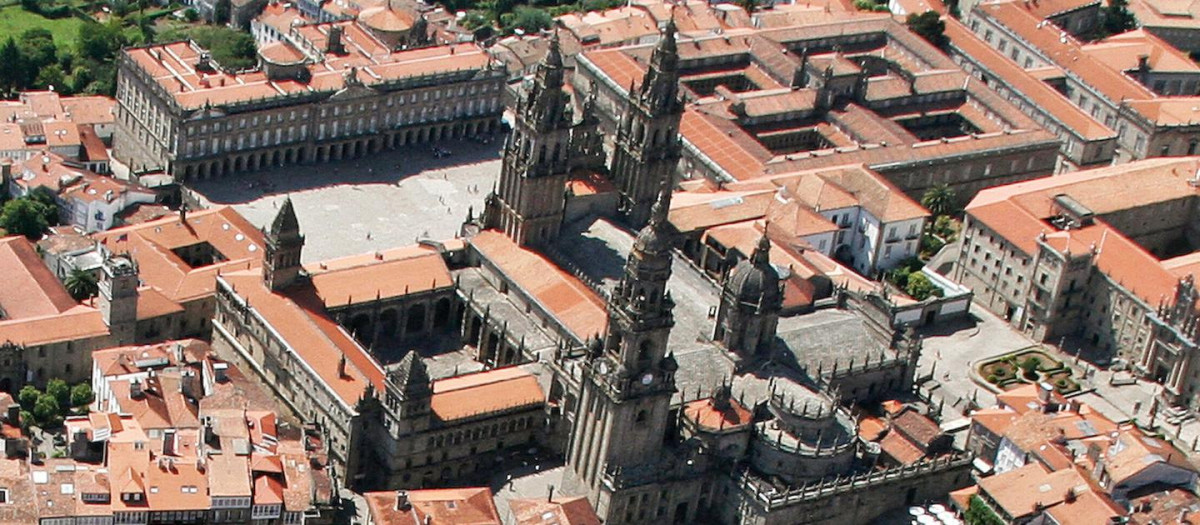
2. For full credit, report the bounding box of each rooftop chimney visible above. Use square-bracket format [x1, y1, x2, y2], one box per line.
[327, 25, 345, 55]
[1037, 381, 1053, 408]
[213, 362, 229, 383]
[130, 380, 144, 399]
[395, 490, 411, 511]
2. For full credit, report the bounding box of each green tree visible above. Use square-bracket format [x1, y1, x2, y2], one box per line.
[907, 11, 948, 49]
[0, 199, 50, 240]
[77, 20, 127, 63]
[964, 496, 1004, 525]
[904, 271, 942, 301]
[1102, 0, 1137, 35]
[502, 6, 552, 35]
[33, 395, 61, 428]
[921, 183, 957, 217]
[65, 268, 99, 301]
[17, 386, 40, 411]
[28, 187, 61, 227]
[70, 383, 94, 408]
[18, 29, 59, 74]
[214, 0, 231, 25]
[34, 64, 67, 92]
[46, 379, 70, 409]
[0, 38, 27, 97]
[184, 8, 200, 22]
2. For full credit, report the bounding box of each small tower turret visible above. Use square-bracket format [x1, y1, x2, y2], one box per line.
[263, 197, 304, 291]
[99, 254, 139, 345]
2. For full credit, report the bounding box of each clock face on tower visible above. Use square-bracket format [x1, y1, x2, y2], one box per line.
[641, 373, 654, 386]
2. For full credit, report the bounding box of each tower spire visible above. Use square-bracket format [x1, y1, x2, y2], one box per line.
[751, 225, 771, 266]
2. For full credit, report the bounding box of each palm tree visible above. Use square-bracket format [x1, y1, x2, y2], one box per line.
[64, 268, 99, 302]
[921, 183, 957, 218]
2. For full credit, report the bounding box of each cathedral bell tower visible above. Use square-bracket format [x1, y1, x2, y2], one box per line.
[485, 31, 574, 246]
[263, 197, 304, 291]
[568, 182, 679, 499]
[611, 19, 684, 228]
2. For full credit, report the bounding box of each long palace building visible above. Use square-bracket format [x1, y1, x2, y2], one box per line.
[114, 16, 506, 182]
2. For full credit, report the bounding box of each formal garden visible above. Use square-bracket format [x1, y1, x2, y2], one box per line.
[978, 347, 1082, 395]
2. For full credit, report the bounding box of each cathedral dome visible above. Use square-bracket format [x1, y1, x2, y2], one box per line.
[725, 233, 781, 310]
[359, 3, 415, 33]
[634, 222, 672, 254]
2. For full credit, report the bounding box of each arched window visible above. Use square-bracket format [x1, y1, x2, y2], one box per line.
[637, 340, 653, 367]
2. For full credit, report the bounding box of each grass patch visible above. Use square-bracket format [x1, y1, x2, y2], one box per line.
[0, 6, 84, 48]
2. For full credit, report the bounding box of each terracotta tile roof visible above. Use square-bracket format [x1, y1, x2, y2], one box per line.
[259, 41, 307, 64]
[220, 271, 385, 407]
[430, 366, 544, 422]
[949, 484, 979, 511]
[966, 157, 1200, 309]
[773, 164, 930, 222]
[859, 416, 888, 441]
[997, 383, 1067, 414]
[510, 496, 601, 525]
[668, 189, 776, 233]
[943, 18, 1113, 141]
[1001, 408, 1117, 452]
[566, 168, 616, 197]
[1103, 427, 1197, 485]
[92, 339, 206, 377]
[880, 430, 927, 465]
[305, 245, 453, 308]
[1082, 30, 1200, 73]
[365, 487, 502, 524]
[1128, 0, 1200, 29]
[0, 236, 78, 319]
[978, 1, 1155, 104]
[893, 409, 942, 448]
[683, 396, 752, 431]
[0, 458, 38, 523]
[0, 305, 108, 346]
[1122, 97, 1200, 126]
[1044, 489, 1124, 525]
[111, 374, 201, 430]
[971, 407, 1019, 436]
[127, 39, 490, 110]
[1128, 486, 1200, 525]
[469, 230, 608, 341]
[978, 463, 1093, 520]
[1011, 0, 1101, 19]
[95, 207, 265, 303]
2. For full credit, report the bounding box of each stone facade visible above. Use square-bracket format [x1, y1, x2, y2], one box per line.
[114, 22, 505, 181]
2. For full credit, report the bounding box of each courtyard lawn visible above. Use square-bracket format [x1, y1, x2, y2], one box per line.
[0, 5, 84, 48]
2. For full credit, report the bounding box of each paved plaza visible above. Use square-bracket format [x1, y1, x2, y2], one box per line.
[190, 138, 504, 263]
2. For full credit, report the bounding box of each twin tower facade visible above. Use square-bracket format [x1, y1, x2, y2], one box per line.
[483, 22, 683, 246]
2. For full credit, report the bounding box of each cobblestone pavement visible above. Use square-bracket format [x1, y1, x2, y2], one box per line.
[190, 138, 504, 263]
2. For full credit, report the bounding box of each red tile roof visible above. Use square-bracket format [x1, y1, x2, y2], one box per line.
[0, 236, 78, 319]
[469, 230, 608, 340]
[966, 157, 1200, 312]
[305, 245, 453, 308]
[683, 396, 752, 431]
[365, 487, 502, 525]
[95, 207, 265, 303]
[430, 367, 544, 422]
[510, 496, 601, 525]
[220, 271, 386, 408]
